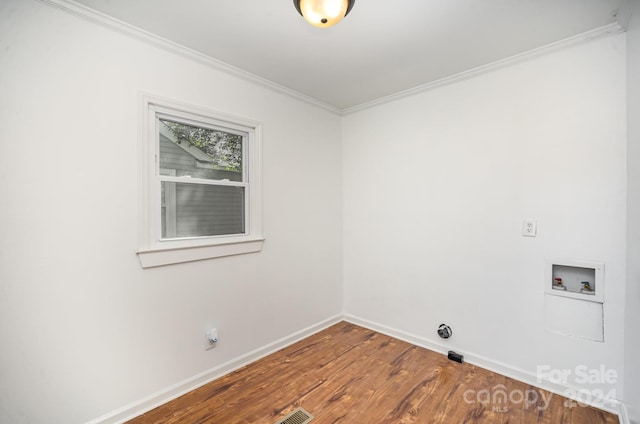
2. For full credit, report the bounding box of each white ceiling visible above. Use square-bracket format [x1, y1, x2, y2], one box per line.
[70, 0, 623, 110]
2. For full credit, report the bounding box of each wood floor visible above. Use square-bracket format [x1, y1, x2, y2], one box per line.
[128, 322, 618, 423]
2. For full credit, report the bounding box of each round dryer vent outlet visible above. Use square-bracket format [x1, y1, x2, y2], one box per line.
[437, 324, 452, 339]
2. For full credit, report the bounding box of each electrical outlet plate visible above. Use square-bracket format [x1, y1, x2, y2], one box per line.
[204, 328, 218, 350]
[522, 220, 537, 237]
[205, 334, 216, 350]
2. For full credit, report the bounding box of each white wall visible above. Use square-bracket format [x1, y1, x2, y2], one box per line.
[625, 1, 640, 422]
[0, 1, 633, 422]
[0, 1, 342, 423]
[343, 33, 627, 404]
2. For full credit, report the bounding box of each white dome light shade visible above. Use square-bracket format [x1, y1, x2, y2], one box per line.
[294, 0, 355, 28]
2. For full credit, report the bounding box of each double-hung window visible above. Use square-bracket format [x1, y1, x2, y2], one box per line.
[138, 95, 263, 267]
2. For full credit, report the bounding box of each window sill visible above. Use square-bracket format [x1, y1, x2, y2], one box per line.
[137, 238, 264, 268]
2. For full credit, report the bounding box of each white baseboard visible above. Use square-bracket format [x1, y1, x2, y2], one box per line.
[343, 314, 624, 420]
[619, 402, 631, 424]
[87, 314, 343, 424]
[88, 313, 626, 423]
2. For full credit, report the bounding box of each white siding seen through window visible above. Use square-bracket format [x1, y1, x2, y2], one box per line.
[137, 95, 263, 267]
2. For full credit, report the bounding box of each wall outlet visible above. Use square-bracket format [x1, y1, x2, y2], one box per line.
[205, 328, 218, 350]
[522, 220, 537, 237]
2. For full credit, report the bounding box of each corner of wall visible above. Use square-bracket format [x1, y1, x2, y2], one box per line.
[625, 0, 640, 422]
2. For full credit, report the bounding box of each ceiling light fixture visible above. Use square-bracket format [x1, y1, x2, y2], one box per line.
[293, 0, 355, 28]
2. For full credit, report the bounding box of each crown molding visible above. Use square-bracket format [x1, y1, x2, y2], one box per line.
[37, 0, 342, 115]
[342, 22, 625, 115]
[34, 0, 625, 117]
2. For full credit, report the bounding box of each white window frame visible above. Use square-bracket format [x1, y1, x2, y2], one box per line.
[137, 94, 263, 268]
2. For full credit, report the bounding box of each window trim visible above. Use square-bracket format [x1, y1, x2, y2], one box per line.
[137, 94, 263, 268]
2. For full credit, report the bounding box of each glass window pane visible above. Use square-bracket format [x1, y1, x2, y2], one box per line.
[159, 119, 243, 182]
[161, 182, 245, 238]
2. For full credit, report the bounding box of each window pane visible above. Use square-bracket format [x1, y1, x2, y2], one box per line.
[159, 119, 243, 182]
[161, 182, 245, 238]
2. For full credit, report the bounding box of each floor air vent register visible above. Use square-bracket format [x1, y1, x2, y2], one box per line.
[275, 407, 314, 424]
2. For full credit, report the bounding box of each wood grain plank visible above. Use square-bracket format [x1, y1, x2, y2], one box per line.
[127, 322, 618, 424]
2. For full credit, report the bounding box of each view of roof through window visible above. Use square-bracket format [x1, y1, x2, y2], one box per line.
[160, 119, 243, 172]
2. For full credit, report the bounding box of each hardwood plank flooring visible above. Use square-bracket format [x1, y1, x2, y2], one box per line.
[127, 322, 618, 423]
